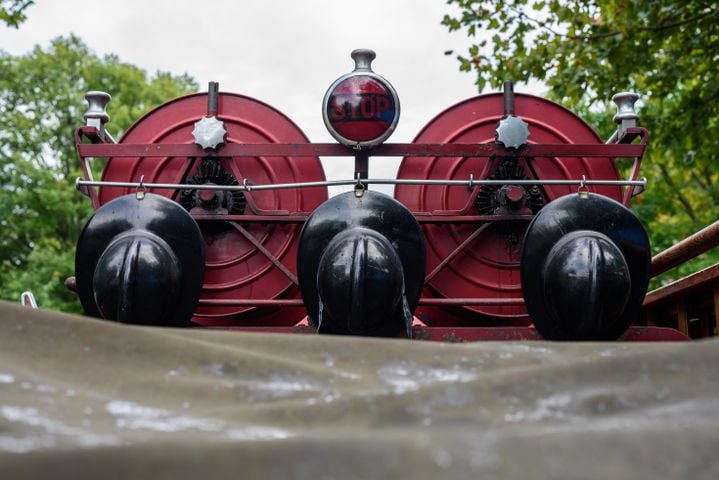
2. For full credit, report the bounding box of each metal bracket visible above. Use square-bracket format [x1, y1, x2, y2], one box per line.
[20, 291, 38, 309]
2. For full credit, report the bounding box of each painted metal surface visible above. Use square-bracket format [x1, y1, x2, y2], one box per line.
[97, 92, 327, 327]
[395, 93, 623, 326]
[77, 140, 647, 158]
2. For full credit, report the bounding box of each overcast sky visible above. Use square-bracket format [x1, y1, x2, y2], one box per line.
[0, 0, 542, 194]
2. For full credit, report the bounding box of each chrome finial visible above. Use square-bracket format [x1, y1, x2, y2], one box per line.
[351, 49, 376, 71]
[84, 91, 111, 139]
[612, 92, 639, 138]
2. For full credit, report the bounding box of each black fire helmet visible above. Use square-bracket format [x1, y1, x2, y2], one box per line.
[76, 193, 205, 327]
[520, 192, 650, 340]
[297, 190, 425, 337]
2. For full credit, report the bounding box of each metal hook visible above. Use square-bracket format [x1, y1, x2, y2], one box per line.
[468, 173, 475, 191]
[243, 178, 252, 192]
[354, 173, 366, 198]
[578, 175, 589, 198]
[136, 175, 146, 200]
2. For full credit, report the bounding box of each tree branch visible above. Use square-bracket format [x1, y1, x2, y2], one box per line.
[506, 5, 565, 37]
[691, 171, 708, 191]
[506, 5, 718, 42]
[659, 163, 699, 224]
[578, 8, 719, 40]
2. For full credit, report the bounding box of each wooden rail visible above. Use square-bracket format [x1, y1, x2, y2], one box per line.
[643, 218, 719, 338]
[651, 219, 719, 277]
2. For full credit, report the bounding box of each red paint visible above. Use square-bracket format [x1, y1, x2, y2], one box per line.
[504, 185, 525, 205]
[77, 140, 646, 159]
[198, 189, 216, 203]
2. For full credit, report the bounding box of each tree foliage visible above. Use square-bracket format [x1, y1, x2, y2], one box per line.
[443, 0, 719, 285]
[0, 0, 32, 28]
[0, 35, 197, 312]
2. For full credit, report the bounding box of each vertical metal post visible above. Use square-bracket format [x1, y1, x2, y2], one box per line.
[354, 152, 369, 180]
[207, 81, 219, 116]
[503, 81, 514, 117]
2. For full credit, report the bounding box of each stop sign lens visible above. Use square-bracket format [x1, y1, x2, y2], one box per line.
[326, 75, 397, 142]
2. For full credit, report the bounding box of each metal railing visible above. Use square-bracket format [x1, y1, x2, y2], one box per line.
[76, 176, 648, 193]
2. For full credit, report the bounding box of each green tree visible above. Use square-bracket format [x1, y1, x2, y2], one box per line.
[0, 35, 196, 312]
[0, 0, 32, 28]
[443, 1, 719, 285]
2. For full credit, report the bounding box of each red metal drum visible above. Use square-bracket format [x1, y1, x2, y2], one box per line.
[394, 93, 621, 326]
[99, 93, 327, 326]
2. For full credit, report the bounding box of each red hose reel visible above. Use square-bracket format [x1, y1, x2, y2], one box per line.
[97, 92, 327, 326]
[395, 93, 623, 326]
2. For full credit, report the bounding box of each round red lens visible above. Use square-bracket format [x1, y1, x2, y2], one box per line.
[326, 75, 397, 143]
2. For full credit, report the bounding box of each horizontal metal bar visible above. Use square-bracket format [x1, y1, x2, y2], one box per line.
[418, 298, 525, 306]
[196, 298, 525, 307]
[76, 142, 646, 158]
[190, 213, 534, 224]
[198, 299, 305, 307]
[76, 177, 648, 192]
[192, 214, 309, 223]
